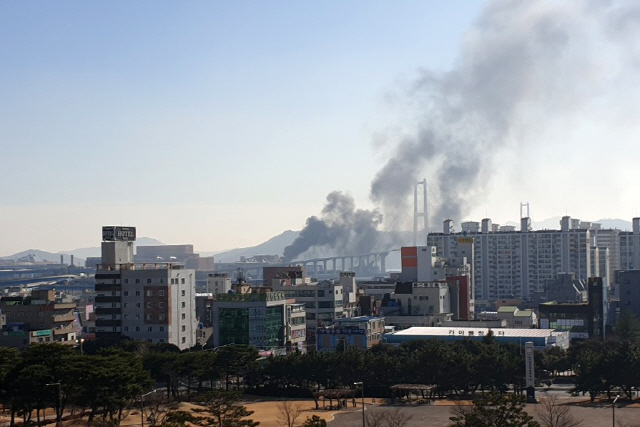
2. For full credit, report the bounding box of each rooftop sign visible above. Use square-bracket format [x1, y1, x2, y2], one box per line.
[102, 226, 136, 242]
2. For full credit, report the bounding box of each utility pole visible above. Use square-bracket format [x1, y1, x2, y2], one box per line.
[354, 381, 365, 427]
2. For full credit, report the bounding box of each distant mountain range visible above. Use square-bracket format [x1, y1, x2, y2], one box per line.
[202, 230, 299, 262]
[2, 217, 635, 266]
[1, 237, 164, 265]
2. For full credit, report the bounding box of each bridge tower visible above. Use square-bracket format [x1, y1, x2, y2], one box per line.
[413, 179, 428, 246]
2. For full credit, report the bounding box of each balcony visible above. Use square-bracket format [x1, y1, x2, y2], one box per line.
[53, 303, 76, 310]
[53, 313, 76, 323]
[53, 325, 75, 335]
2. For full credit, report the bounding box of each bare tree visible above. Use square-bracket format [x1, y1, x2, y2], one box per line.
[382, 408, 413, 427]
[276, 401, 305, 427]
[536, 394, 583, 427]
[365, 409, 386, 427]
[144, 391, 176, 426]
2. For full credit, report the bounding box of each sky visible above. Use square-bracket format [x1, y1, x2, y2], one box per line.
[2, 1, 640, 255]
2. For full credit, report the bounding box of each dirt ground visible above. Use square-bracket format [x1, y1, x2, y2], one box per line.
[4, 395, 639, 427]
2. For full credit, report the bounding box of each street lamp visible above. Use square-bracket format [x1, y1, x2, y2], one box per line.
[612, 394, 620, 427]
[77, 338, 85, 354]
[46, 382, 62, 427]
[354, 381, 365, 427]
[141, 389, 159, 427]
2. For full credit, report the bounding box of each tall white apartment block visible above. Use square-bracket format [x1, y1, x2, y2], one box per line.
[95, 226, 197, 350]
[619, 218, 640, 270]
[427, 216, 593, 302]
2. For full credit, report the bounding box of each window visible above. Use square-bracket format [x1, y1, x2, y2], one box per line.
[146, 314, 152, 320]
[136, 303, 141, 308]
[181, 302, 186, 308]
[124, 314, 129, 319]
[124, 303, 128, 308]
[148, 326, 153, 332]
[135, 279, 140, 284]
[135, 315, 140, 320]
[124, 326, 129, 332]
[159, 302, 164, 308]
[159, 290, 165, 297]
[159, 338, 165, 343]
[182, 325, 186, 332]
[181, 337, 186, 343]
[159, 314, 165, 321]
[39, 312, 44, 317]
[181, 313, 186, 320]
[181, 290, 185, 297]
[147, 302, 152, 308]
[181, 278, 185, 284]
[124, 279, 129, 284]
[147, 279, 152, 284]
[159, 326, 165, 332]
[124, 291, 129, 296]
[135, 326, 141, 332]
[146, 289, 153, 296]
[135, 291, 141, 296]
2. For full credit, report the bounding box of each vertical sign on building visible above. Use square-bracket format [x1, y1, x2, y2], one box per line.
[524, 341, 536, 402]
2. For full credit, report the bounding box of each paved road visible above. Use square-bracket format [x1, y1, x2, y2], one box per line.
[328, 402, 640, 427]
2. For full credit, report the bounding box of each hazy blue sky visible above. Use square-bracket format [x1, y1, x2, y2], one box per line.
[2, 1, 640, 255]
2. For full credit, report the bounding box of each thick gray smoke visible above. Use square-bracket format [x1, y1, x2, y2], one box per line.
[284, 192, 383, 261]
[288, 1, 640, 257]
[371, 0, 640, 226]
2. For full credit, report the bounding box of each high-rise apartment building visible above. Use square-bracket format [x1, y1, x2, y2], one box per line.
[618, 218, 640, 270]
[428, 217, 594, 302]
[94, 226, 197, 350]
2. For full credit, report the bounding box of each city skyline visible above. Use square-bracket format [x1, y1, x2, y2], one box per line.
[3, 1, 640, 255]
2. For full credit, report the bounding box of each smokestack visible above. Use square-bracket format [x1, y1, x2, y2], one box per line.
[60, 255, 64, 265]
[70, 255, 74, 266]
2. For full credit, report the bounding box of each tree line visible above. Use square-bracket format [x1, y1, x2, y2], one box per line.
[3, 313, 640, 427]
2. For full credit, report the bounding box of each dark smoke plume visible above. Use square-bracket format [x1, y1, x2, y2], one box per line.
[284, 192, 383, 260]
[371, 0, 640, 226]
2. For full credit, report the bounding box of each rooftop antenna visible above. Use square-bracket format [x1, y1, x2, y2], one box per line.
[520, 202, 530, 219]
[413, 179, 428, 246]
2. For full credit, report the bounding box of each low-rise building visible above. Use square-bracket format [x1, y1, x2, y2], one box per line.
[211, 292, 287, 349]
[383, 326, 569, 349]
[538, 277, 607, 340]
[316, 316, 385, 351]
[0, 289, 77, 345]
[271, 279, 343, 344]
[492, 306, 537, 328]
[286, 302, 307, 351]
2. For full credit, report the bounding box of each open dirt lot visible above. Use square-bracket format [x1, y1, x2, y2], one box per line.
[240, 396, 640, 427]
[4, 396, 639, 427]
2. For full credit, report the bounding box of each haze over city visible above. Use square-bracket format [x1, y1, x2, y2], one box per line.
[3, 1, 640, 256]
